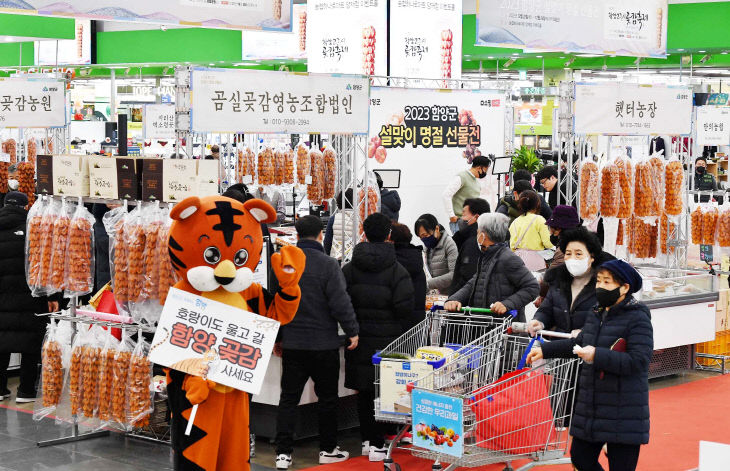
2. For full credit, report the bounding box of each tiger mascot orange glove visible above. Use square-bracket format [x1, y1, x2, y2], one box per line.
[165, 195, 305, 471]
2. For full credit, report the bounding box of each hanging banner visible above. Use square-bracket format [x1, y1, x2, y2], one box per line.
[3, 0, 291, 31]
[306, 0, 387, 75]
[242, 4, 306, 60]
[390, 0, 462, 80]
[574, 83, 692, 136]
[0, 78, 65, 128]
[190, 68, 369, 134]
[697, 107, 730, 146]
[368, 86, 506, 227]
[476, 0, 668, 58]
[148, 288, 279, 395]
[145, 104, 176, 141]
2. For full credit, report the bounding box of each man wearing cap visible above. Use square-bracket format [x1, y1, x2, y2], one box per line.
[442, 156, 491, 234]
[0, 192, 58, 403]
[527, 259, 653, 471]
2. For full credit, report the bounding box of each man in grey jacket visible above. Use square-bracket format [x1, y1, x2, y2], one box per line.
[445, 213, 539, 322]
[275, 216, 359, 470]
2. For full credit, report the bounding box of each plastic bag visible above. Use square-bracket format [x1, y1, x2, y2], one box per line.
[296, 143, 310, 184]
[359, 171, 381, 236]
[65, 202, 95, 296]
[323, 146, 337, 200]
[97, 328, 120, 423]
[258, 147, 275, 185]
[49, 199, 72, 293]
[142, 204, 163, 303]
[600, 160, 619, 218]
[36, 320, 64, 419]
[127, 335, 153, 428]
[628, 217, 657, 260]
[274, 149, 285, 186]
[579, 160, 600, 220]
[67, 328, 85, 417]
[308, 148, 325, 205]
[283, 147, 295, 184]
[80, 325, 104, 420]
[616, 156, 633, 219]
[17, 161, 35, 207]
[718, 206, 730, 247]
[111, 331, 134, 428]
[237, 147, 256, 183]
[104, 205, 129, 303]
[660, 212, 676, 255]
[38, 198, 59, 295]
[702, 205, 719, 245]
[616, 219, 624, 246]
[157, 210, 177, 305]
[3, 138, 16, 164]
[634, 158, 658, 218]
[25, 198, 47, 295]
[125, 206, 147, 306]
[649, 155, 665, 215]
[664, 159, 684, 216]
[691, 205, 703, 245]
[0, 162, 8, 193]
[27, 137, 37, 165]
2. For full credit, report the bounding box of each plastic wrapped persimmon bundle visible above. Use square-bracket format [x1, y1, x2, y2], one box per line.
[79, 327, 103, 420]
[25, 199, 48, 295]
[3, 138, 16, 164]
[600, 161, 620, 218]
[39, 199, 59, 293]
[49, 200, 72, 293]
[649, 155, 665, 215]
[634, 159, 658, 218]
[125, 207, 147, 304]
[97, 329, 119, 422]
[141, 205, 163, 303]
[67, 330, 85, 417]
[296, 143, 310, 184]
[257, 147, 275, 185]
[718, 207, 730, 247]
[580, 161, 600, 220]
[274, 149, 285, 186]
[157, 211, 177, 305]
[17, 161, 35, 207]
[40, 320, 64, 410]
[111, 332, 134, 428]
[27, 137, 37, 165]
[629, 218, 657, 260]
[660, 212, 677, 254]
[65, 203, 95, 296]
[283, 148, 295, 184]
[323, 146, 337, 200]
[616, 156, 634, 219]
[308, 149, 325, 205]
[664, 159, 684, 216]
[616, 219, 624, 246]
[127, 336, 153, 428]
[0, 162, 8, 193]
[702, 206, 719, 245]
[691, 205, 703, 245]
[104, 206, 130, 303]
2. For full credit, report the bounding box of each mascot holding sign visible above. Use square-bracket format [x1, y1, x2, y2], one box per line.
[165, 195, 305, 471]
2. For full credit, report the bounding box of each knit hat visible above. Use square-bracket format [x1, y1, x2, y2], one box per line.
[599, 259, 643, 294]
[4, 191, 28, 208]
[545, 205, 580, 229]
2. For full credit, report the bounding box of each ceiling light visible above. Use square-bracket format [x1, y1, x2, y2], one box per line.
[559, 56, 566, 59]
[233, 62, 259, 66]
[699, 50, 706, 53]
[487, 56, 494, 59]
[512, 53, 519, 56]
[536, 55, 543, 58]
[722, 51, 728, 55]
[209, 63, 215, 66]
[677, 48, 684, 52]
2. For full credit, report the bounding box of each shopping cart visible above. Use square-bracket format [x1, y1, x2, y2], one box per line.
[407, 325, 579, 471]
[372, 307, 516, 471]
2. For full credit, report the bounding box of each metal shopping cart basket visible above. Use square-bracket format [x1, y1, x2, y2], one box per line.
[407, 327, 579, 471]
[372, 307, 515, 471]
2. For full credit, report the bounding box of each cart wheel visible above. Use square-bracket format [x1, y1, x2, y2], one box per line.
[432, 464, 442, 471]
[383, 462, 401, 471]
[502, 465, 514, 471]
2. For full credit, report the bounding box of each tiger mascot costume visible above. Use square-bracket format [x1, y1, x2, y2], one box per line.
[165, 195, 305, 471]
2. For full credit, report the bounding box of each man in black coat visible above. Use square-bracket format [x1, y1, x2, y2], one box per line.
[0, 192, 57, 402]
[528, 260, 653, 471]
[274, 216, 358, 469]
[389, 222, 427, 330]
[375, 172, 401, 222]
[342, 212, 413, 462]
[450, 198, 490, 295]
[536, 165, 577, 210]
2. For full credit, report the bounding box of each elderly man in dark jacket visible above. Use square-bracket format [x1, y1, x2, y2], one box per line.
[275, 215, 359, 469]
[449, 198, 490, 295]
[445, 213, 539, 322]
[0, 192, 56, 403]
[343, 212, 413, 462]
[528, 259, 653, 471]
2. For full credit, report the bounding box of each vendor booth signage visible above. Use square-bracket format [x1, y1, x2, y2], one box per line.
[149, 288, 280, 395]
[0, 79, 65, 128]
[390, 0, 462, 80]
[574, 83, 692, 136]
[144, 104, 176, 141]
[411, 389, 464, 458]
[368, 86, 506, 227]
[4, 0, 292, 31]
[190, 68, 369, 134]
[476, 0, 668, 58]
[697, 107, 730, 146]
[307, 0, 387, 75]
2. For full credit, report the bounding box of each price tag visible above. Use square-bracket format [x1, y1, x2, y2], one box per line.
[700, 244, 714, 262]
[305, 175, 313, 184]
[0, 153, 9, 163]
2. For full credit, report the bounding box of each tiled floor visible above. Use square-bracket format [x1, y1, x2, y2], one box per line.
[0, 370, 718, 470]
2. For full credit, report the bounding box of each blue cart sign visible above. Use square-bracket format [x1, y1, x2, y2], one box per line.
[412, 389, 464, 458]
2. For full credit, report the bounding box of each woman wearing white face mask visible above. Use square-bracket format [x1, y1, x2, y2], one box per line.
[528, 227, 614, 336]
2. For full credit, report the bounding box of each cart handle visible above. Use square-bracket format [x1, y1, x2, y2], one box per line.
[508, 322, 574, 339]
[371, 352, 445, 369]
[517, 335, 544, 370]
[460, 306, 518, 318]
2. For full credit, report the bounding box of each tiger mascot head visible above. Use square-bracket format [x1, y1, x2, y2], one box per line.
[168, 195, 276, 293]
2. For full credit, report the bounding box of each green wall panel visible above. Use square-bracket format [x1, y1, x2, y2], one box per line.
[0, 42, 35, 67]
[0, 13, 74, 40]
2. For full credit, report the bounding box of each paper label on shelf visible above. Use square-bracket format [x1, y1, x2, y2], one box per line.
[243, 175, 253, 184]
[574, 83, 692, 135]
[190, 68, 369, 134]
[0, 78, 66, 128]
[304, 175, 313, 184]
[149, 288, 280, 395]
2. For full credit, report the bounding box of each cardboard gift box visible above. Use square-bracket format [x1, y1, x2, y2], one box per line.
[36, 155, 53, 196]
[88, 156, 117, 199]
[142, 158, 164, 202]
[162, 159, 197, 203]
[116, 157, 141, 200]
[52, 155, 89, 197]
[197, 159, 219, 197]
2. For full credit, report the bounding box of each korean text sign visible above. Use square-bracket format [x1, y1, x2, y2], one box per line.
[697, 107, 730, 146]
[145, 104, 176, 140]
[148, 288, 280, 395]
[0, 79, 65, 128]
[574, 83, 692, 136]
[412, 389, 464, 458]
[191, 68, 369, 134]
[476, 0, 667, 58]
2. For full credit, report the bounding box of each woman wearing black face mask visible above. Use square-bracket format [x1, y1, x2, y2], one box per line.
[527, 260, 653, 471]
[414, 214, 458, 294]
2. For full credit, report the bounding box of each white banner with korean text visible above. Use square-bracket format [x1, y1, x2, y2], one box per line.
[0, 79, 65, 128]
[697, 106, 730, 146]
[476, 0, 668, 58]
[145, 104, 176, 140]
[574, 83, 692, 136]
[190, 68, 369, 134]
[148, 288, 279, 395]
[390, 0, 462, 80]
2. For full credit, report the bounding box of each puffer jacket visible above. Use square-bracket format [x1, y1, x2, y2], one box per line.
[394, 242, 427, 329]
[541, 297, 653, 445]
[449, 223, 480, 295]
[380, 189, 401, 222]
[425, 232, 458, 292]
[0, 205, 50, 353]
[342, 242, 414, 391]
[495, 196, 521, 224]
[448, 243, 539, 322]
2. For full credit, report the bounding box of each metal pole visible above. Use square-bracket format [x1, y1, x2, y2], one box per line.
[110, 69, 117, 118]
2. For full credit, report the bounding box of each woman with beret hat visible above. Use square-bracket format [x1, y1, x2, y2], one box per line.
[527, 259, 653, 471]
